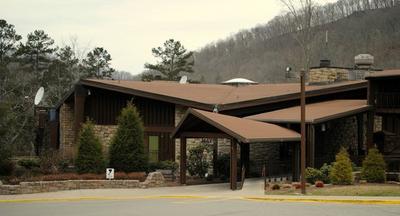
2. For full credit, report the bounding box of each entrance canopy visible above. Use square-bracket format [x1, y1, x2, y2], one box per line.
[172, 108, 300, 143]
[246, 100, 372, 124]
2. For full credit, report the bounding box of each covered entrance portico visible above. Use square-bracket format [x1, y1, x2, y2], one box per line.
[172, 108, 301, 190]
[247, 100, 373, 168]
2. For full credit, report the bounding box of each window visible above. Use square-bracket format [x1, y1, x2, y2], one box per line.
[149, 136, 159, 162]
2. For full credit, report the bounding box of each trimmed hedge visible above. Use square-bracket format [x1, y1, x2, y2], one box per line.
[361, 148, 386, 183]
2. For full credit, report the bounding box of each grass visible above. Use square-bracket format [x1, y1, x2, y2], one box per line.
[266, 184, 400, 196]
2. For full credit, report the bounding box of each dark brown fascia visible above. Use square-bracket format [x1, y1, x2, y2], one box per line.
[250, 105, 372, 125]
[172, 108, 300, 143]
[218, 81, 368, 111]
[80, 79, 215, 111]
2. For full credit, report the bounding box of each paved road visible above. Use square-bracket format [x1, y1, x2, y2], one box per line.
[1, 179, 400, 216]
[1, 197, 400, 216]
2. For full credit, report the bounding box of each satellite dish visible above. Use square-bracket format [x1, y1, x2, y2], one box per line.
[34, 87, 44, 105]
[179, 75, 188, 84]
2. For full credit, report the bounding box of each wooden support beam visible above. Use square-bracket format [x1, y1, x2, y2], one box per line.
[306, 124, 315, 168]
[357, 114, 364, 156]
[292, 143, 300, 181]
[240, 143, 250, 177]
[366, 110, 375, 150]
[213, 138, 218, 177]
[230, 139, 238, 190]
[74, 85, 87, 138]
[180, 137, 187, 185]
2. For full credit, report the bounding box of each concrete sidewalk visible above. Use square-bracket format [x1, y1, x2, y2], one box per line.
[1, 179, 400, 205]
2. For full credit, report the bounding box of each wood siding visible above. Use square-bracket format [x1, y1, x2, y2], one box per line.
[83, 87, 176, 161]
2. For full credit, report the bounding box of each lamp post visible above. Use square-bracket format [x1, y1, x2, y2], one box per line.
[300, 69, 306, 194]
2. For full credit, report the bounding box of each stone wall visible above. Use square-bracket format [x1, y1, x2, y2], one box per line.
[249, 143, 280, 175]
[316, 116, 358, 166]
[59, 103, 76, 160]
[93, 125, 118, 156]
[0, 172, 165, 195]
[309, 67, 349, 83]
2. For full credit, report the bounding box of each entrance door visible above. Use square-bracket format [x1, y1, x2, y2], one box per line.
[149, 135, 159, 162]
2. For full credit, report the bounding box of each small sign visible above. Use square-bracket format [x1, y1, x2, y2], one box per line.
[106, 168, 114, 180]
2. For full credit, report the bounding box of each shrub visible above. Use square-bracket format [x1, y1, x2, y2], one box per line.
[315, 180, 324, 188]
[329, 147, 353, 185]
[361, 148, 386, 183]
[0, 160, 15, 176]
[75, 120, 105, 174]
[187, 144, 210, 178]
[18, 158, 40, 170]
[109, 102, 147, 172]
[40, 150, 62, 174]
[271, 184, 280, 190]
[319, 163, 332, 183]
[159, 160, 179, 172]
[305, 167, 323, 184]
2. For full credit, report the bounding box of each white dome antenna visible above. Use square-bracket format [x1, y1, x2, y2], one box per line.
[34, 87, 44, 105]
[179, 75, 188, 84]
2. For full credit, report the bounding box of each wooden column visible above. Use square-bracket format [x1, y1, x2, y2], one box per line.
[230, 139, 238, 190]
[366, 110, 375, 150]
[213, 138, 218, 177]
[180, 137, 187, 185]
[292, 143, 300, 181]
[306, 124, 315, 168]
[74, 84, 87, 138]
[240, 143, 250, 177]
[357, 114, 364, 156]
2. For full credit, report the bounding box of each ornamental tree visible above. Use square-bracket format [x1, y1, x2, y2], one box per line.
[329, 147, 353, 185]
[109, 102, 147, 172]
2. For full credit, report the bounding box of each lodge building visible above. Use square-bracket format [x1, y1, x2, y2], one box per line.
[49, 66, 400, 190]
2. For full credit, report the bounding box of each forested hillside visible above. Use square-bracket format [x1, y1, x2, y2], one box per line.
[193, 2, 400, 83]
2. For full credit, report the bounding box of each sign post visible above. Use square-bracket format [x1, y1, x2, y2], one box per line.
[106, 168, 114, 180]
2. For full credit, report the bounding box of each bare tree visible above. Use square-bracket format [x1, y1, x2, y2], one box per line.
[279, 0, 318, 75]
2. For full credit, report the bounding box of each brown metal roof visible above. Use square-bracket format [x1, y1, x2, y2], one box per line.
[80, 79, 367, 111]
[246, 100, 372, 124]
[365, 69, 400, 79]
[172, 108, 300, 143]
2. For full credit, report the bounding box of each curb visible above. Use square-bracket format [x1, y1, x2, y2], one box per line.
[242, 196, 400, 205]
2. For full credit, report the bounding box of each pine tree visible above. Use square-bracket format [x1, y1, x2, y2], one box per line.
[329, 147, 353, 185]
[109, 102, 148, 172]
[75, 120, 105, 174]
[144, 39, 194, 81]
[82, 47, 115, 79]
[361, 148, 386, 183]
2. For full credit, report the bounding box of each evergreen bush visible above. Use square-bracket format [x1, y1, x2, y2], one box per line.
[305, 167, 323, 184]
[75, 120, 105, 174]
[329, 147, 353, 185]
[361, 148, 386, 183]
[109, 102, 147, 172]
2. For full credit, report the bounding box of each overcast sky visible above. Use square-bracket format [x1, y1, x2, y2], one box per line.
[1, 0, 335, 75]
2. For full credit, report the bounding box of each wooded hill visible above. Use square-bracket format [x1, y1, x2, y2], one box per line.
[192, 3, 400, 83]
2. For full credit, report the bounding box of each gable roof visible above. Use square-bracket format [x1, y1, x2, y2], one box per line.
[77, 79, 367, 111]
[172, 108, 300, 143]
[246, 100, 371, 124]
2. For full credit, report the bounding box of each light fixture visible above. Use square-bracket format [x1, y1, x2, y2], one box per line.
[321, 123, 326, 132]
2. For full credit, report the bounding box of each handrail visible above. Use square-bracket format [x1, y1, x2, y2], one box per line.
[240, 165, 246, 190]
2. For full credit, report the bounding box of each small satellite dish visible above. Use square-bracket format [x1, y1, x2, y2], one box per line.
[34, 87, 44, 105]
[179, 75, 188, 84]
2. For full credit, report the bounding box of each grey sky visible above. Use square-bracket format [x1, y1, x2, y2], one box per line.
[1, 0, 335, 75]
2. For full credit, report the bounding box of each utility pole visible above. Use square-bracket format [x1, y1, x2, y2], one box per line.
[300, 69, 306, 194]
